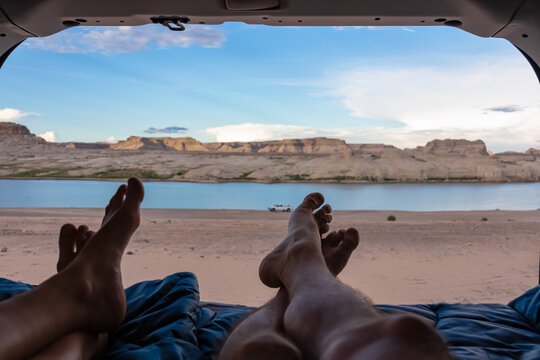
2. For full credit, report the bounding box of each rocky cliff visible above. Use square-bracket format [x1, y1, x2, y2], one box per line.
[110, 136, 208, 151]
[108, 137, 500, 158]
[254, 138, 351, 154]
[350, 144, 410, 160]
[526, 148, 540, 157]
[205, 138, 344, 154]
[110, 136, 352, 154]
[0, 122, 46, 146]
[405, 139, 489, 157]
[0, 122, 32, 136]
[65, 142, 111, 150]
[2, 122, 540, 183]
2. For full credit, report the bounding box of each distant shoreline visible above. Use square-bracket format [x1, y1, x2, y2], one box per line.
[1, 176, 539, 185]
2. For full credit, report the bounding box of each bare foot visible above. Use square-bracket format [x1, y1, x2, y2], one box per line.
[54, 178, 144, 332]
[259, 193, 328, 288]
[57, 224, 94, 272]
[313, 203, 359, 276]
[314, 203, 332, 235]
[56, 183, 125, 273]
[322, 228, 359, 277]
[102, 183, 128, 226]
[54, 224, 109, 358]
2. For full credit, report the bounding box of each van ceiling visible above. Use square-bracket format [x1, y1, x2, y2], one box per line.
[0, 0, 538, 81]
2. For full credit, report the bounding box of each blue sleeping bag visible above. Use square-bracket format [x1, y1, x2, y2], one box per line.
[0, 273, 539, 359]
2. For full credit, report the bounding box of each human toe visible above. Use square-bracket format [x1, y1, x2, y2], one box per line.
[322, 231, 342, 248]
[78, 230, 94, 252]
[111, 184, 127, 208]
[57, 223, 77, 272]
[124, 178, 144, 207]
[340, 228, 360, 252]
[76, 225, 90, 251]
[299, 192, 324, 211]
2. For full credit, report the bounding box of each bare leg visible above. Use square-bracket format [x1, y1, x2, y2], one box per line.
[33, 186, 149, 360]
[259, 193, 452, 360]
[218, 288, 301, 360]
[0, 178, 144, 360]
[29, 222, 108, 360]
[219, 205, 359, 360]
[56, 223, 93, 273]
[29, 332, 107, 360]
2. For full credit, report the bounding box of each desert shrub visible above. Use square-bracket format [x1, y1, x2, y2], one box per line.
[233, 171, 256, 180]
[88, 168, 173, 180]
[387, 215, 396, 221]
[285, 174, 310, 181]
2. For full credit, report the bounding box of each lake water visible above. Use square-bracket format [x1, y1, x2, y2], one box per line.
[1, 179, 540, 211]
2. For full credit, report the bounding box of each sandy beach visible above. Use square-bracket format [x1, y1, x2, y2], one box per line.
[0, 208, 538, 307]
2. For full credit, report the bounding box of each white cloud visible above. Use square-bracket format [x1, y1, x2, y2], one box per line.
[39, 131, 56, 142]
[279, 56, 540, 152]
[322, 58, 539, 125]
[205, 122, 540, 153]
[24, 25, 226, 54]
[206, 56, 540, 152]
[333, 26, 394, 31]
[206, 123, 320, 142]
[0, 108, 33, 121]
[401, 27, 415, 32]
[106, 136, 116, 143]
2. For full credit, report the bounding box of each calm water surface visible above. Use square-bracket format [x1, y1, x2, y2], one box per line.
[1, 179, 540, 211]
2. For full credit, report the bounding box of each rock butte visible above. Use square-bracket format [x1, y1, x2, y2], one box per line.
[1, 122, 540, 183]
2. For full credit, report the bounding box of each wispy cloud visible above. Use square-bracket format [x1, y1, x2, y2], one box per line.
[333, 26, 391, 31]
[484, 105, 523, 113]
[0, 108, 35, 121]
[24, 25, 226, 54]
[367, 26, 387, 31]
[332, 26, 413, 33]
[144, 126, 188, 134]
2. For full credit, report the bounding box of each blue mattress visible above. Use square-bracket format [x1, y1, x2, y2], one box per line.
[1, 273, 539, 359]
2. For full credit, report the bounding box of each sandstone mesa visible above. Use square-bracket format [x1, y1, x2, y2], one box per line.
[1, 122, 539, 183]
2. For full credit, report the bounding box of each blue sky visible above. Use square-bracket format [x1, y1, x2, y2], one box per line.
[1, 23, 539, 152]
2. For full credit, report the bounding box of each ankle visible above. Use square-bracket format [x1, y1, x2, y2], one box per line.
[280, 242, 325, 281]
